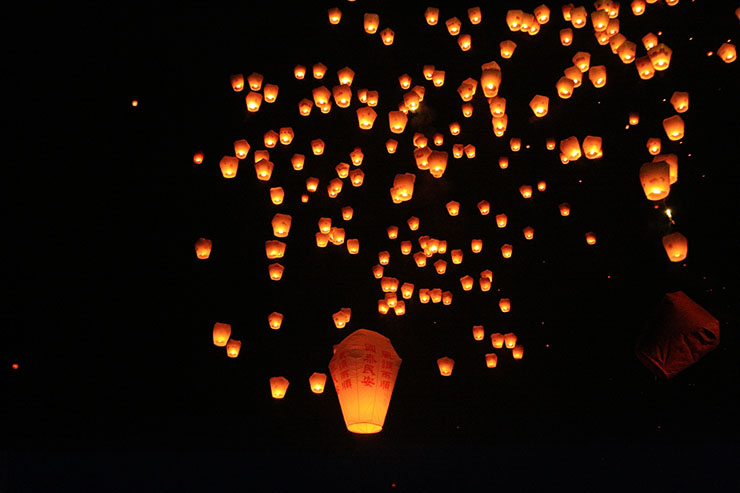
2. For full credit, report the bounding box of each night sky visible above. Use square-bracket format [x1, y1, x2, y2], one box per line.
[4, 1, 740, 490]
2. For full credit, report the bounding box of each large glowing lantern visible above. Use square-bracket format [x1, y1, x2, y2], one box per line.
[245, 91, 262, 112]
[648, 43, 672, 71]
[583, 136, 603, 159]
[268, 312, 283, 330]
[662, 232, 688, 262]
[265, 240, 286, 260]
[506, 10, 524, 31]
[195, 238, 212, 259]
[425, 7, 439, 25]
[270, 376, 289, 399]
[654, 153, 678, 184]
[388, 111, 408, 134]
[670, 92, 689, 113]
[589, 65, 607, 88]
[718, 43, 737, 63]
[556, 77, 575, 99]
[663, 115, 685, 141]
[485, 353, 498, 368]
[329, 329, 402, 434]
[271, 213, 292, 238]
[529, 95, 549, 117]
[500, 40, 517, 58]
[356, 107, 377, 130]
[226, 339, 241, 358]
[213, 323, 231, 347]
[219, 156, 238, 178]
[364, 13, 380, 34]
[437, 357, 455, 376]
[268, 263, 284, 281]
[499, 298, 511, 313]
[309, 372, 327, 394]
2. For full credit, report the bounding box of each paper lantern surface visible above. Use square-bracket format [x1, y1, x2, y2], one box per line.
[329, 329, 402, 434]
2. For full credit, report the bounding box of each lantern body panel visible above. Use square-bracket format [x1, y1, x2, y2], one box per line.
[329, 329, 402, 434]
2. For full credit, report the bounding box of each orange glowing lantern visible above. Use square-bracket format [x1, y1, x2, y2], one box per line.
[502, 333, 517, 349]
[663, 115, 684, 141]
[234, 139, 250, 159]
[546, 138, 556, 150]
[311, 139, 325, 156]
[631, 0, 646, 15]
[560, 28, 573, 46]
[329, 227, 345, 245]
[425, 7, 439, 25]
[364, 13, 380, 34]
[591, 10, 609, 32]
[500, 40, 517, 59]
[499, 298, 511, 313]
[718, 43, 737, 63]
[560, 136, 582, 161]
[349, 169, 365, 187]
[263, 83, 279, 103]
[529, 95, 549, 117]
[377, 300, 389, 314]
[534, 4, 550, 23]
[556, 77, 575, 99]
[328, 7, 342, 24]
[294, 64, 307, 80]
[268, 312, 283, 330]
[437, 357, 455, 376]
[467, 6, 482, 24]
[432, 70, 446, 87]
[305, 177, 319, 193]
[380, 28, 395, 45]
[496, 214, 508, 228]
[372, 264, 384, 279]
[431, 259, 446, 275]
[271, 213, 292, 238]
[445, 17, 462, 35]
[589, 65, 607, 88]
[629, 113, 640, 125]
[333, 308, 352, 329]
[654, 154, 678, 184]
[330, 329, 402, 434]
[472, 325, 485, 341]
[398, 73, 412, 89]
[332, 84, 352, 108]
[471, 239, 483, 253]
[309, 372, 327, 394]
[192, 151, 204, 165]
[583, 136, 603, 159]
[635, 56, 656, 80]
[570, 6, 587, 28]
[523, 227, 535, 240]
[263, 130, 278, 149]
[670, 92, 689, 113]
[519, 185, 533, 199]
[649, 43, 672, 71]
[618, 41, 637, 63]
[647, 138, 662, 155]
[219, 156, 239, 178]
[458, 34, 472, 51]
[461, 103, 474, 118]
[573, 52, 591, 72]
[269, 376, 289, 399]
[510, 138, 521, 152]
[662, 232, 688, 262]
[226, 339, 241, 358]
[418, 288, 431, 304]
[407, 216, 420, 231]
[445, 200, 460, 216]
[385, 139, 399, 154]
[413, 252, 427, 268]
[564, 65, 583, 87]
[491, 333, 505, 349]
[335, 162, 350, 179]
[481, 69, 502, 98]
[376, 251, 390, 266]
[298, 98, 313, 117]
[640, 161, 671, 201]
[512, 345, 525, 360]
[213, 323, 231, 347]
[485, 353, 498, 368]
[346, 238, 360, 255]
[389, 111, 408, 134]
[501, 244, 513, 258]
[559, 203, 571, 216]
[464, 144, 476, 159]
[268, 263, 284, 281]
[230, 74, 244, 92]
[316, 232, 329, 247]
[585, 232, 597, 245]
[506, 10, 524, 31]
[477, 200, 490, 215]
[195, 238, 212, 259]
[247, 72, 263, 91]
[460, 275, 474, 291]
[265, 240, 286, 260]
[422, 64, 435, 80]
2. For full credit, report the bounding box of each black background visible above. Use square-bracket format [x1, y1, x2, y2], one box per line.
[3, 1, 739, 490]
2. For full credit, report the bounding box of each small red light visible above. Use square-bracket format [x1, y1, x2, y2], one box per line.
[12, 363, 19, 370]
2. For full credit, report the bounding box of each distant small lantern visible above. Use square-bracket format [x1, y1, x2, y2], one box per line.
[413, 252, 427, 268]
[213, 323, 231, 346]
[647, 138, 662, 155]
[472, 325, 485, 341]
[398, 73, 412, 89]
[432, 70, 446, 87]
[263, 83, 279, 103]
[510, 138, 521, 152]
[450, 249, 464, 265]
[537, 180, 547, 191]
[219, 156, 239, 179]
[670, 92, 689, 113]
[311, 139, 326, 155]
[503, 333, 517, 349]
[226, 339, 241, 358]
[589, 65, 607, 88]
[491, 333, 505, 349]
[629, 113, 640, 125]
[230, 74, 244, 92]
[663, 115, 685, 141]
[346, 238, 360, 254]
[556, 77, 575, 99]
[400, 282, 414, 299]
[499, 298, 511, 312]
[485, 353, 498, 368]
[309, 372, 327, 394]
[458, 34, 472, 51]
[386, 139, 398, 154]
[294, 65, 306, 79]
[377, 300, 389, 314]
[378, 251, 390, 266]
[464, 144, 476, 159]
[585, 232, 597, 245]
[662, 232, 688, 262]
[333, 308, 351, 328]
[635, 56, 656, 80]
[305, 176, 319, 193]
[437, 357, 455, 376]
[546, 138, 556, 150]
[268, 312, 283, 330]
[270, 376, 289, 399]
[349, 169, 365, 187]
[195, 238, 212, 259]
[364, 13, 380, 34]
[372, 264, 384, 279]
[341, 206, 354, 221]
[461, 103, 474, 118]
[192, 151, 204, 165]
[446, 201, 460, 216]
[407, 216, 420, 231]
[423, 64, 435, 80]
[418, 288, 431, 304]
[316, 232, 329, 248]
[498, 156, 509, 169]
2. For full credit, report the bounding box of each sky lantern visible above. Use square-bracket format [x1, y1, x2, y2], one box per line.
[718, 43, 737, 63]
[485, 353, 498, 368]
[425, 7, 439, 25]
[389, 111, 408, 133]
[609, 33, 627, 53]
[499, 40, 517, 59]
[488, 96, 506, 117]
[278, 127, 294, 146]
[195, 238, 212, 259]
[560, 28, 573, 46]
[378, 251, 391, 266]
[559, 203, 571, 216]
[332, 84, 352, 108]
[294, 64, 306, 80]
[329, 329, 402, 434]
[510, 138, 521, 152]
[398, 73, 413, 91]
[245, 91, 262, 112]
[471, 239, 483, 253]
[479, 275, 492, 292]
[423, 64, 435, 80]
[270, 376, 289, 399]
[591, 10, 609, 32]
[570, 6, 587, 28]
[472, 325, 485, 341]
[318, 217, 332, 234]
[585, 232, 597, 245]
[560, 136, 582, 161]
[337, 66, 355, 86]
[464, 144, 476, 159]
[400, 282, 414, 299]
[452, 144, 465, 158]
[663, 115, 685, 141]
[445, 17, 462, 35]
[583, 136, 603, 159]
[529, 95, 549, 117]
[556, 77, 575, 99]
[468, 6, 482, 24]
[437, 357, 455, 376]
[433, 259, 448, 275]
[478, 200, 490, 215]
[265, 240, 286, 260]
[573, 52, 591, 72]
[386, 226, 399, 239]
[618, 41, 637, 64]
[461, 102, 474, 118]
[446, 201, 460, 216]
[501, 244, 513, 258]
[316, 232, 329, 247]
[328, 7, 342, 24]
[564, 65, 583, 87]
[496, 213, 508, 228]
[263, 83, 278, 103]
[642, 32, 658, 51]
[357, 106, 377, 129]
[546, 138, 556, 150]
[631, 0, 646, 15]
[589, 65, 607, 88]
[271, 213, 292, 238]
[380, 276, 399, 293]
[311, 139, 325, 155]
[635, 56, 656, 80]
[640, 161, 671, 200]
[460, 275, 474, 291]
[268, 312, 284, 330]
[499, 298, 511, 313]
[372, 264, 384, 279]
[305, 176, 319, 193]
[263, 130, 278, 148]
[512, 345, 525, 360]
[519, 185, 533, 199]
[490, 333, 505, 349]
[629, 113, 640, 125]
[391, 173, 416, 202]
[480, 69, 502, 98]
[268, 263, 285, 281]
[226, 339, 241, 358]
[670, 92, 689, 113]
[336, 162, 350, 179]
[212, 323, 231, 347]
[407, 216, 420, 231]
[523, 227, 535, 240]
[385, 139, 399, 154]
[312, 86, 331, 106]
[364, 13, 380, 34]
[247, 72, 263, 91]
[230, 74, 244, 92]
[662, 232, 688, 262]
[234, 139, 250, 159]
[506, 10, 524, 31]
[192, 151, 204, 165]
[298, 98, 313, 116]
[534, 4, 550, 23]
[649, 43, 672, 70]
[418, 288, 431, 304]
[346, 238, 360, 254]
[647, 138, 662, 155]
[377, 300, 389, 314]
[428, 150, 449, 178]
[219, 156, 239, 178]
[413, 252, 427, 267]
[333, 308, 352, 329]
[458, 34, 472, 51]
[394, 301, 406, 316]
[329, 227, 346, 245]
[433, 133, 444, 147]
[595, 30, 610, 47]
[537, 180, 547, 192]
[448, 249, 463, 265]
[504, 333, 517, 349]
[380, 28, 395, 45]
[654, 153, 678, 184]
[309, 373, 327, 394]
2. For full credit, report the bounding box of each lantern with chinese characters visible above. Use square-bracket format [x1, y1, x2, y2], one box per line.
[270, 376, 289, 399]
[226, 339, 241, 358]
[649, 43, 672, 71]
[272, 214, 292, 238]
[636, 56, 656, 79]
[663, 115, 685, 141]
[662, 232, 688, 262]
[195, 238, 212, 259]
[213, 323, 231, 347]
[329, 329, 402, 434]
[268, 312, 283, 330]
[640, 161, 671, 201]
[437, 357, 455, 376]
[219, 156, 238, 179]
[309, 372, 327, 394]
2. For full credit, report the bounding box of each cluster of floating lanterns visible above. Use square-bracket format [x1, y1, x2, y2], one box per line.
[191, 1, 735, 433]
